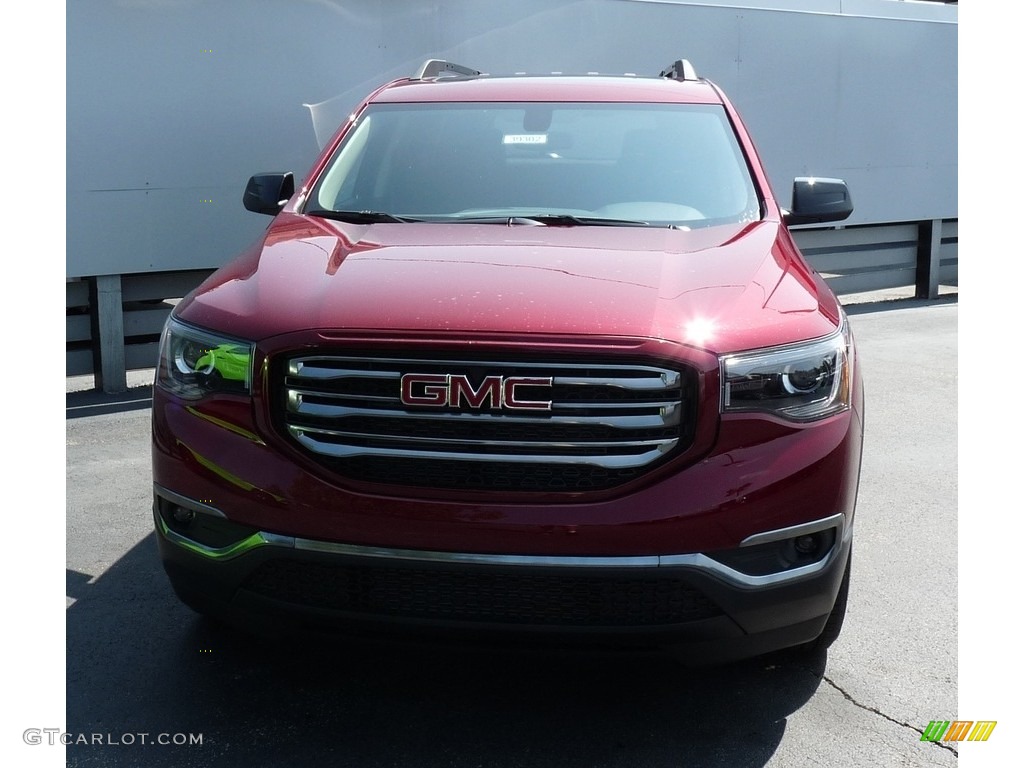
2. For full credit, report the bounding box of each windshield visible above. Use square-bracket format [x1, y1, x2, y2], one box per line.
[309, 101, 761, 228]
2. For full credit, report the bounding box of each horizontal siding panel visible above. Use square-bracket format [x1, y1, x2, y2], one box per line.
[124, 306, 173, 337]
[126, 342, 160, 371]
[66, 315, 91, 343]
[67, 348, 93, 377]
[66, 280, 90, 308]
[792, 223, 919, 251]
[805, 245, 916, 275]
[122, 270, 214, 302]
[823, 268, 917, 295]
[66, 342, 162, 376]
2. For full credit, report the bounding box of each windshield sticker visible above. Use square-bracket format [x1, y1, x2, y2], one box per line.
[503, 134, 548, 145]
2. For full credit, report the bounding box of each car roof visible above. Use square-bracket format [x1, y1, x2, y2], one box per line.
[370, 75, 724, 105]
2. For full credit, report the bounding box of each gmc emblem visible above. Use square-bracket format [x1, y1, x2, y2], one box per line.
[400, 374, 553, 411]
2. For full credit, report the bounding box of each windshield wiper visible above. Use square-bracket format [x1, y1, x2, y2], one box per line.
[306, 209, 421, 224]
[307, 210, 677, 228]
[514, 214, 659, 227]
[447, 214, 674, 228]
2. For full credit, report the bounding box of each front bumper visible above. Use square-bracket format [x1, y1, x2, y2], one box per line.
[155, 485, 852, 660]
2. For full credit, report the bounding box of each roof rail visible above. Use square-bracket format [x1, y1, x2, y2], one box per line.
[413, 59, 481, 80]
[659, 59, 698, 82]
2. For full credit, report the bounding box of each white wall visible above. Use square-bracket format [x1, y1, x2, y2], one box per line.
[66, 0, 957, 278]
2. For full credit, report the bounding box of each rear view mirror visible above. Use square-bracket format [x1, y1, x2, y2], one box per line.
[785, 177, 853, 226]
[243, 172, 295, 215]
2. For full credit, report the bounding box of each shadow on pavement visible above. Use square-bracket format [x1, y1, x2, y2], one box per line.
[67, 535, 828, 768]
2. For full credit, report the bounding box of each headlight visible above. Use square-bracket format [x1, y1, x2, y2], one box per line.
[156, 317, 253, 399]
[721, 317, 851, 422]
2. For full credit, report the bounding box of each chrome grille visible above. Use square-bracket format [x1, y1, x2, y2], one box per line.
[277, 355, 694, 492]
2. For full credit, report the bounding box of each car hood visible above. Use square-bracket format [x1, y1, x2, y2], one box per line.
[178, 214, 839, 355]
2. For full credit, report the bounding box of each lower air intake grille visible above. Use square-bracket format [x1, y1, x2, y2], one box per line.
[244, 559, 723, 627]
[275, 354, 696, 492]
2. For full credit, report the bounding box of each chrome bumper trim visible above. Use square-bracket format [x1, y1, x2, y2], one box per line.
[740, 512, 847, 547]
[154, 486, 848, 589]
[153, 483, 227, 519]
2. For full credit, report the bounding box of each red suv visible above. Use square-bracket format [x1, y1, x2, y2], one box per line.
[153, 59, 862, 661]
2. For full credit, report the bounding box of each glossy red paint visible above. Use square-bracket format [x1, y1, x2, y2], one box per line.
[161, 67, 858, 551]
[152, 387, 862, 556]
[153, 66, 862, 654]
[178, 218, 838, 355]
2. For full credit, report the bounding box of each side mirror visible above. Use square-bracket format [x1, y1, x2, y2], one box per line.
[243, 172, 295, 215]
[784, 177, 853, 226]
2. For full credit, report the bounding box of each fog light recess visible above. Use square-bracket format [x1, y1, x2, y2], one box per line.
[705, 527, 837, 577]
[156, 494, 259, 549]
[171, 505, 196, 525]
